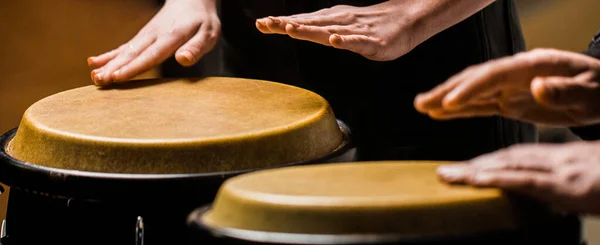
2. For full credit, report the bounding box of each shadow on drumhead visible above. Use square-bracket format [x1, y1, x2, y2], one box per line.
[96, 77, 196, 90]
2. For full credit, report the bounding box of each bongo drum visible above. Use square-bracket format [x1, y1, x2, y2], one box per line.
[0, 77, 355, 245]
[189, 161, 583, 245]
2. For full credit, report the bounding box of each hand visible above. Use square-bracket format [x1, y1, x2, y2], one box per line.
[437, 142, 600, 216]
[255, 0, 494, 61]
[255, 2, 418, 61]
[414, 49, 600, 127]
[87, 0, 220, 86]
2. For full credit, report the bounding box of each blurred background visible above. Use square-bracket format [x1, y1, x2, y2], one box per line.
[0, 0, 599, 243]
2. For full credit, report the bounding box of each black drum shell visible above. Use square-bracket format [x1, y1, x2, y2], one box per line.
[0, 120, 355, 245]
[187, 205, 584, 245]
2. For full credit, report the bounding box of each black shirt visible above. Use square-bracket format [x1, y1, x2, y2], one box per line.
[219, 0, 537, 161]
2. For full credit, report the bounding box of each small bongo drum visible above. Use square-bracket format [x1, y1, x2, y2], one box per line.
[0, 77, 355, 245]
[189, 162, 583, 245]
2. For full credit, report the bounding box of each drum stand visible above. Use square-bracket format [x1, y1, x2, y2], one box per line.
[1, 220, 7, 245]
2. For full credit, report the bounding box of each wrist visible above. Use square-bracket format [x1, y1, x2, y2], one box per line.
[404, 0, 495, 45]
[166, 0, 218, 11]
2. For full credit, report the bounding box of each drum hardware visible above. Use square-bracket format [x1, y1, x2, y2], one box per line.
[136, 216, 144, 245]
[1, 219, 8, 245]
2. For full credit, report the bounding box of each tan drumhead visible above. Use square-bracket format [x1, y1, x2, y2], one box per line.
[201, 161, 524, 236]
[7, 77, 344, 174]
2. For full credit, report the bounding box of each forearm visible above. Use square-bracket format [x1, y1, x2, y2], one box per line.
[166, 0, 217, 11]
[402, 0, 496, 44]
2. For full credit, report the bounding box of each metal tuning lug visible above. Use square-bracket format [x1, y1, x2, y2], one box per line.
[135, 216, 144, 245]
[1, 219, 8, 245]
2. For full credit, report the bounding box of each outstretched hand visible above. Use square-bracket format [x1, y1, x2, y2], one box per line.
[415, 49, 600, 127]
[255, 3, 419, 61]
[255, 0, 494, 61]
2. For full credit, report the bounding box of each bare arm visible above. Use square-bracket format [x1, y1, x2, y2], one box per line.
[256, 0, 496, 61]
[410, 0, 496, 44]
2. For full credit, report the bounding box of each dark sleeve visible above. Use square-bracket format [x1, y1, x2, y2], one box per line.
[568, 29, 600, 141]
[583, 29, 600, 59]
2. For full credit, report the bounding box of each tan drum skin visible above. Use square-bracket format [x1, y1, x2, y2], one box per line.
[201, 161, 528, 237]
[7, 77, 344, 174]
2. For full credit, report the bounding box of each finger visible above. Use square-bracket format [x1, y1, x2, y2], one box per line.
[532, 75, 600, 110]
[441, 50, 592, 108]
[329, 34, 380, 60]
[414, 67, 479, 113]
[467, 147, 557, 172]
[256, 8, 334, 28]
[286, 7, 337, 20]
[113, 37, 186, 82]
[430, 96, 502, 109]
[255, 19, 271, 34]
[441, 59, 519, 108]
[277, 6, 350, 26]
[90, 68, 105, 86]
[284, 14, 346, 26]
[429, 94, 581, 126]
[176, 22, 219, 67]
[426, 103, 500, 120]
[261, 9, 354, 34]
[285, 23, 353, 46]
[468, 170, 557, 200]
[437, 164, 475, 184]
[438, 145, 557, 184]
[256, 17, 287, 34]
[264, 17, 287, 34]
[285, 22, 330, 45]
[88, 48, 120, 70]
[93, 37, 156, 85]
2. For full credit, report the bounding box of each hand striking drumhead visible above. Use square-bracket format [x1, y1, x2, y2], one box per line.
[200, 162, 529, 237]
[7, 77, 344, 174]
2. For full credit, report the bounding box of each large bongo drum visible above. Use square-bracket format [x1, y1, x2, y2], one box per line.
[189, 161, 583, 245]
[0, 77, 355, 245]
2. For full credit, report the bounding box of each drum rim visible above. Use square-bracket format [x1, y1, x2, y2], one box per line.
[188, 205, 521, 245]
[0, 120, 353, 199]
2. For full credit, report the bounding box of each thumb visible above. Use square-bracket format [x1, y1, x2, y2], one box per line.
[329, 34, 382, 61]
[531, 76, 599, 109]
